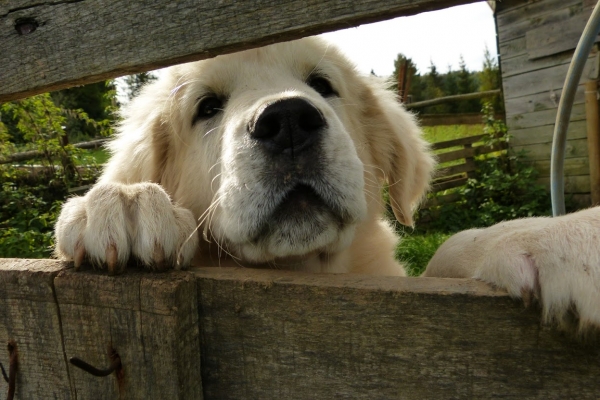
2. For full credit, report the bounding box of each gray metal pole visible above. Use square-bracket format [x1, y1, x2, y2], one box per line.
[551, 1, 600, 216]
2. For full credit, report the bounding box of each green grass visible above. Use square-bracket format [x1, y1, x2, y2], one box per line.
[86, 149, 110, 164]
[422, 124, 484, 144]
[395, 232, 452, 276]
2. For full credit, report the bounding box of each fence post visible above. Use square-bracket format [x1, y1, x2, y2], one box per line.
[585, 80, 600, 205]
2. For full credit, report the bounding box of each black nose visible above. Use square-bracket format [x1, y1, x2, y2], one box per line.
[250, 98, 326, 155]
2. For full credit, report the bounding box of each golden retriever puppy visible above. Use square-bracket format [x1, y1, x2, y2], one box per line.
[55, 37, 435, 275]
[425, 207, 600, 333]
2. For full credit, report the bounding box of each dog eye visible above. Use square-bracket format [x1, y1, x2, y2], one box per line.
[308, 76, 337, 98]
[193, 96, 223, 123]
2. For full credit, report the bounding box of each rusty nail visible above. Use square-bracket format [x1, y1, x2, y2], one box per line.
[69, 348, 121, 377]
[1, 341, 18, 400]
[14, 18, 38, 35]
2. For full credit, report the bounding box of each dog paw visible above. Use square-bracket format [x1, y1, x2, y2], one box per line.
[426, 220, 600, 337]
[55, 182, 198, 274]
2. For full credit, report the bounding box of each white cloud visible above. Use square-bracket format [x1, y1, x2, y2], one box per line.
[319, 2, 496, 76]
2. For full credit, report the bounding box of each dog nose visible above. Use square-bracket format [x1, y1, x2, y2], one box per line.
[250, 98, 326, 155]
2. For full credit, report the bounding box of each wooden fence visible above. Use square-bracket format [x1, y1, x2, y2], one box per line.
[3, 259, 600, 400]
[429, 133, 507, 194]
[2, 0, 600, 399]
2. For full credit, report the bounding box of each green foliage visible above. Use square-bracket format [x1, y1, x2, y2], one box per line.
[395, 232, 451, 276]
[0, 92, 103, 258]
[417, 104, 551, 233]
[393, 48, 502, 115]
[0, 171, 65, 258]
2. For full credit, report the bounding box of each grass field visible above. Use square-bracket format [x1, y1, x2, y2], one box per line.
[422, 124, 484, 144]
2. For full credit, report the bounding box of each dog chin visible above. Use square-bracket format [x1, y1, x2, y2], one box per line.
[238, 220, 357, 263]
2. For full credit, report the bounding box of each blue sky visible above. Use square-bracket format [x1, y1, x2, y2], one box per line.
[319, 2, 497, 76]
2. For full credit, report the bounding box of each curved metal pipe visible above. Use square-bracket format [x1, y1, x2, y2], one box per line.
[551, 1, 600, 216]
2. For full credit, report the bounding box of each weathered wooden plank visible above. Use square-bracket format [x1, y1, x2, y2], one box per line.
[432, 176, 469, 191]
[503, 46, 598, 79]
[419, 113, 501, 127]
[513, 137, 589, 161]
[194, 267, 600, 400]
[502, 57, 598, 100]
[423, 192, 462, 208]
[526, 12, 600, 60]
[54, 269, 202, 400]
[0, 0, 480, 102]
[499, 36, 527, 61]
[504, 86, 585, 116]
[537, 174, 591, 193]
[506, 103, 587, 130]
[436, 142, 507, 164]
[431, 134, 485, 151]
[497, 0, 587, 43]
[0, 259, 74, 399]
[509, 120, 588, 147]
[435, 161, 476, 179]
[526, 157, 590, 176]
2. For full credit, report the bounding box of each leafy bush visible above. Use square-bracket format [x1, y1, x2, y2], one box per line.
[396, 232, 451, 276]
[417, 104, 551, 233]
[396, 104, 554, 275]
[0, 93, 105, 258]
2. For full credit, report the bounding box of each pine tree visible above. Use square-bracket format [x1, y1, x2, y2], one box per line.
[479, 46, 504, 113]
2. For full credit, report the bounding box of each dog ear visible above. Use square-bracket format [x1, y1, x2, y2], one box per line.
[361, 79, 435, 227]
[103, 77, 177, 187]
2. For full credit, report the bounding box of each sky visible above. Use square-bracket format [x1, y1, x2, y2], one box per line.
[319, 2, 497, 77]
[119, 3, 496, 102]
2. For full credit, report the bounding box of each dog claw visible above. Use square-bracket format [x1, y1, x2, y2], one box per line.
[106, 244, 119, 275]
[73, 244, 85, 270]
[153, 245, 166, 271]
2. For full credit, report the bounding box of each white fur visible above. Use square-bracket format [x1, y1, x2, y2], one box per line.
[54, 37, 434, 274]
[424, 207, 600, 333]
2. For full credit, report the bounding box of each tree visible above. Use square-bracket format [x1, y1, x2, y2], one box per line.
[479, 46, 504, 113]
[124, 72, 158, 101]
[456, 55, 480, 113]
[421, 61, 449, 114]
[51, 80, 117, 142]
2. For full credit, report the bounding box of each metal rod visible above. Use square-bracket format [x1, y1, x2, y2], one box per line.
[551, 1, 600, 216]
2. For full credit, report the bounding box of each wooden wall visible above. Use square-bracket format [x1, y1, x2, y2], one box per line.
[496, 0, 600, 206]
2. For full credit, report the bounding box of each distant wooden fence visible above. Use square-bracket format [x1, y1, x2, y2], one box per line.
[423, 133, 508, 208]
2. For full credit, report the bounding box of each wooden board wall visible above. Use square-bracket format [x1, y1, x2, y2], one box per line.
[496, 0, 600, 202]
[2, 259, 600, 399]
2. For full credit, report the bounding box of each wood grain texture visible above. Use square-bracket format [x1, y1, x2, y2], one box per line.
[496, 0, 586, 43]
[502, 57, 598, 101]
[506, 103, 587, 131]
[54, 269, 202, 400]
[0, 259, 74, 399]
[526, 12, 600, 60]
[0, 0, 479, 102]
[509, 120, 588, 147]
[2, 260, 600, 398]
[194, 267, 600, 400]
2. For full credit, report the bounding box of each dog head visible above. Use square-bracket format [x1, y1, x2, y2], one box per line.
[111, 37, 435, 267]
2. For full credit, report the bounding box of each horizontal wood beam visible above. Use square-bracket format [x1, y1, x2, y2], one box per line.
[406, 89, 502, 109]
[0, 0, 481, 103]
[2, 259, 600, 398]
[418, 113, 505, 126]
